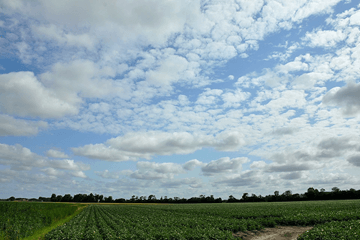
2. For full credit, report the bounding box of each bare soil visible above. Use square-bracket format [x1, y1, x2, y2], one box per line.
[233, 226, 313, 240]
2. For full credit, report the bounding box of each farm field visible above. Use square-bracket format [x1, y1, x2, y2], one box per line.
[0, 201, 83, 239]
[43, 200, 360, 240]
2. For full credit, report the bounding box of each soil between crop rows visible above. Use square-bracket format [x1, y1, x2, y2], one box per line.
[233, 226, 313, 240]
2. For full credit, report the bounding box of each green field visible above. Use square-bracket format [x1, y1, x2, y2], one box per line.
[1, 200, 360, 239]
[0, 201, 83, 240]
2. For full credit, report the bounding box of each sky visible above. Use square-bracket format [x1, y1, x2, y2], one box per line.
[1, 0, 360, 200]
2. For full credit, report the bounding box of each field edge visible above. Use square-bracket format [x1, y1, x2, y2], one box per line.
[22, 204, 88, 240]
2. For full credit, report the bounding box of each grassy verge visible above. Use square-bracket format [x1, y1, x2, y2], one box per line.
[22, 204, 88, 240]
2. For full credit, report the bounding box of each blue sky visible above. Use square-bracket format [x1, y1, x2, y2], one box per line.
[1, 0, 360, 200]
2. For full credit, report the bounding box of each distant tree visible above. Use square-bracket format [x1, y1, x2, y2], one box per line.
[86, 193, 95, 202]
[73, 194, 85, 202]
[99, 195, 104, 202]
[8, 196, 15, 201]
[320, 188, 325, 193]
[242, 193, 248, 201]
[228, 195, 237, 202]
[51, 193, 57, 202]
[274, 191, 279, 197]
[95, 194, 100, 202]
[284, 190, 292, 197]
[332, 187, 340, 193]
[105, 196, 113, 203]
[148, 195, 156, 202]
[62, 194, 73, 202]
[56, 195, 63, 202]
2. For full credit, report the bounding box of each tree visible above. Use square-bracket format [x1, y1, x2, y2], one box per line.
[51, 193, 57, 202]
[228, 195, 236, 202]
[62, 194, 73, 202]
[242, 193, 248, 201]
[284, 190, 292, 197]
[73, 194, 85, 202]
[332, 187, 340, 193]
[8, 196, 15, 201]
[320, 188, 325, 193]
[274, 191, 279, 197]
[105, 196, 113, 203]
[148, 195, 156, 202]
[56, 195, 63, 202]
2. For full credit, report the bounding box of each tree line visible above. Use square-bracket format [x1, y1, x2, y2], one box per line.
[3, 187, 360, 203]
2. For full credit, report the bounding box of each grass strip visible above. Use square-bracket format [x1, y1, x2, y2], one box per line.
[22, 204, 88, 240]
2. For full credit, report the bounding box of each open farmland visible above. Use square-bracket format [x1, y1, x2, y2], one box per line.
[43, 200, 360, 240]
[0, 201, 82, 239]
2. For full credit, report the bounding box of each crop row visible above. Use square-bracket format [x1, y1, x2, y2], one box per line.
[298, 219, 360, 240]
[45, 200, 360, 239]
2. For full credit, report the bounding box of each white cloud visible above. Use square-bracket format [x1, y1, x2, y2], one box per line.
[323, 82, 360, 115]
[94, 170, 121, 179]
[250, 161, 267, 169]
[137, 162, 185, 174]
[73, 131, 248, 161]
[303, 30, 346, 48]
[0, 143, 89, 171]
[71, 171, 87, 178]
[161, 178, 203, 189]
[201, 157, 249, 176]
[348, 155, 360, 167]
[40, 168, 65, 177]
[222, 89, 251, 108]
[46, 149, 69, 158]
[0, 115, 48, 136]
[214, 170, 262, 187]
[40, 59, 126, 103]
[183, 159, 204, 171]
[196, 88, 223, 105]
[0, 71, 78, 118]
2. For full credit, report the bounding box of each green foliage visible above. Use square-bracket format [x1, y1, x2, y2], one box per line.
[298, 219, 360, 240]
[0, 202, 79, 239]
[44, 200, 360, 240]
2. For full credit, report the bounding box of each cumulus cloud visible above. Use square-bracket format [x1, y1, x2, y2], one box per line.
[183, 159, 204, 171]
[94, 170, 121, 179]
[281, 172, 303, 180]
[214, 170, 262, 187]
[266, 163, 314, 173]
[46, 149, 69, 158]
[250, 161, 267, 169]
[271, 127, 297, 136]
[222, 89, 251, 108]
[40, 59, 126, 103]
[303, 30, 346, 48]
[348, 155, 360, 167]
[0, 143, 89, 172]
[137, 162, 185, 174]
[0, 72, 78, 118]
[71, 171, 87, 178]
[323, 83, 360, 115]
[3, 0, 201, 46]
[161, 178, 203, 188]
[201, 157, 249, 176]
[73, 131, 248, 161]
[0, 115, 48, 136]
